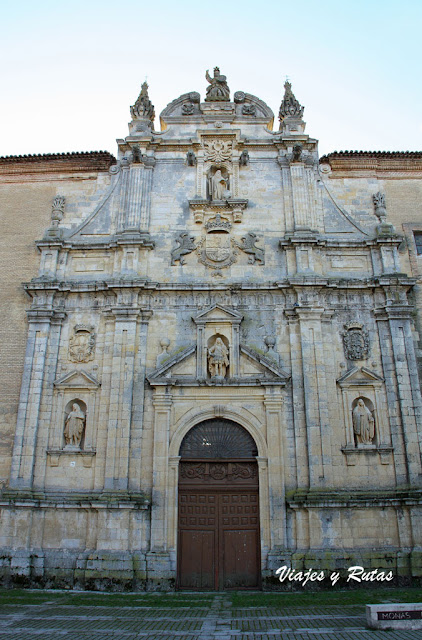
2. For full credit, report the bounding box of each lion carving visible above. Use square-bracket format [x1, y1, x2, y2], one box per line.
[171, 232, 196, 265]
[237, 233, 265, 264]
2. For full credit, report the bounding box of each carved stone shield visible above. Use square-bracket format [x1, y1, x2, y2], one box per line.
[196, 232, 238, 271]
[205, 232, 231, 262]
[69, 325, 96, 363]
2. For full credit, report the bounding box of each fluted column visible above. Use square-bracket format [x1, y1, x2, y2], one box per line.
[290, 163, 311, 232]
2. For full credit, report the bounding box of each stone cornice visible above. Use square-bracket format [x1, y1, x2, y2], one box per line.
[0, 151, 117, 176]
[22, 275, 417, 297]
[0, 488, 150, 509]
[287, 487, 422, 508]
[320, 151, 422, 177]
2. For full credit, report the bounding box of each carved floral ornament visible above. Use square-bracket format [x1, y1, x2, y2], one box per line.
[342, 322, 370, 361]
[180, 462, 257, 481]
[203, 139, 233, 163]
[68, 325, 96, 363]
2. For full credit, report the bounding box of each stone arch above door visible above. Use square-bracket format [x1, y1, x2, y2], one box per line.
[179, 418, 258, 459]
[169, 406, 267, 460]
[177, 417, 261, 590]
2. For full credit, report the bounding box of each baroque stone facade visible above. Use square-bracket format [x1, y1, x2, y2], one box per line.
[0, 75, 422, 589]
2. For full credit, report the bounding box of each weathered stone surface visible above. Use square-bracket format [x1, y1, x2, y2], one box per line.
[0, 72, 422, 589]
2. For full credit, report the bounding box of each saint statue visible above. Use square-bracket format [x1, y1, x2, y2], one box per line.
[208, 337, 229, 378]
[64, 403, 85, 448]
[352, 399, 375, 445]
[205, 67, 230, 102]
[211, 169, 228, 200]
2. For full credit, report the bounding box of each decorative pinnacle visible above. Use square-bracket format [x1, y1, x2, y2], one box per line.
[279, 80, 304, 122]
[130, 81, 155, 123]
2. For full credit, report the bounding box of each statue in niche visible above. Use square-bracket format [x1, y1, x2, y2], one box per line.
[64, 403, 85, 448]
[211, 169, 228, 200]
[352, 399, 375, 445]
[208, 337, 229, 378]
[205, 67, 230, 102]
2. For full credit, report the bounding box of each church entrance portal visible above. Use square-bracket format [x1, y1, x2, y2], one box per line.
[177, 419, 260, 590]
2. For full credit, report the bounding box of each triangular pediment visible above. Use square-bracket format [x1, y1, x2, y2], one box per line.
[240, 344, 290, 381]
[192, 304, 243, 324]
[337, 366, 384, 386]
[147, 344, 196, 382]
[54, 369, 100, 389]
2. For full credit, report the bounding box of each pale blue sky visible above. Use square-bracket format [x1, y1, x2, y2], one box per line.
[1, 0, 421, 157]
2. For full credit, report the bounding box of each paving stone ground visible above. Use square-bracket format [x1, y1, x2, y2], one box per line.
[0, 593, 421, 639]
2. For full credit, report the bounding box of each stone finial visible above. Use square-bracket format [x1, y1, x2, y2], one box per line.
[373, 192, 386, 221]
[279, 81, 304, 122]
[130, 81, 155, 124]
[44, 195, 65, 238]
[373, 191, 396, 236]
[51, 196, 65, 226]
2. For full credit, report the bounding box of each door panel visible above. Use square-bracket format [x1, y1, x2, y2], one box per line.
[177, 462, 260, 590]
[178, 530, 215, 589]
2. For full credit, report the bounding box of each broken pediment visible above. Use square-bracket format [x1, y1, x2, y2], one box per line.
[54, 369, 101, 390]
[148, 345, 196, 383]
[146, 340, 289, 387]
[337, 366, 384, 388]
[240, 344, 289, 382]
[159, 89, 274, 129]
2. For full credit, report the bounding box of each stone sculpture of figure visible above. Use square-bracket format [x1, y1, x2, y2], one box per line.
[352, 399, 375, 445]
[64, 403, 85, 448]
[205, 67, 230, 102]
[208, 337, 229, 378]
[211, 169, 228, 200]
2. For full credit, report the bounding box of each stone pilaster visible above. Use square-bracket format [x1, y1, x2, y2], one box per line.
[290, 163, 311, 232]
[10, 310, 62, 488]
[375, 305, 422, 485]
[264, 389, 286, 549]
[293, 305, 333, 486]
[33, 311, 66, 488]
[117, 158, 155, 236]
[279, 159, 294, 233]
[150, 389, 173, 552]
[128, 310, 153, 490]
[116, 162, 130, 233]
[103, 308, 140, 490]
[140, 162, 154, 232]
[285, 310, 309, 489]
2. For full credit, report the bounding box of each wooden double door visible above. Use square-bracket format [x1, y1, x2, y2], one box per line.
[177, 460, 260, 590]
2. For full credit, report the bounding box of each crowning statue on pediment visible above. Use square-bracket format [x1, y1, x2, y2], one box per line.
[205, 67, 230, 102]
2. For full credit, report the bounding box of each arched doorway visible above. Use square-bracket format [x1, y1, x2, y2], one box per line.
[177, 419, 260, 590]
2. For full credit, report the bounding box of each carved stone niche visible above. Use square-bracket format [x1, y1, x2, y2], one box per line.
[337, 366, 393, 466]
[47, 370, 100, 467]
[192, 304, 243, 381]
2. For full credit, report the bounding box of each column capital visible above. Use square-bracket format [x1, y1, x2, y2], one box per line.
[26, 309, 65, 324]
[152, 391, 173, 408]
[374, 306, 413, 321]
[293, 306, 325, 321]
